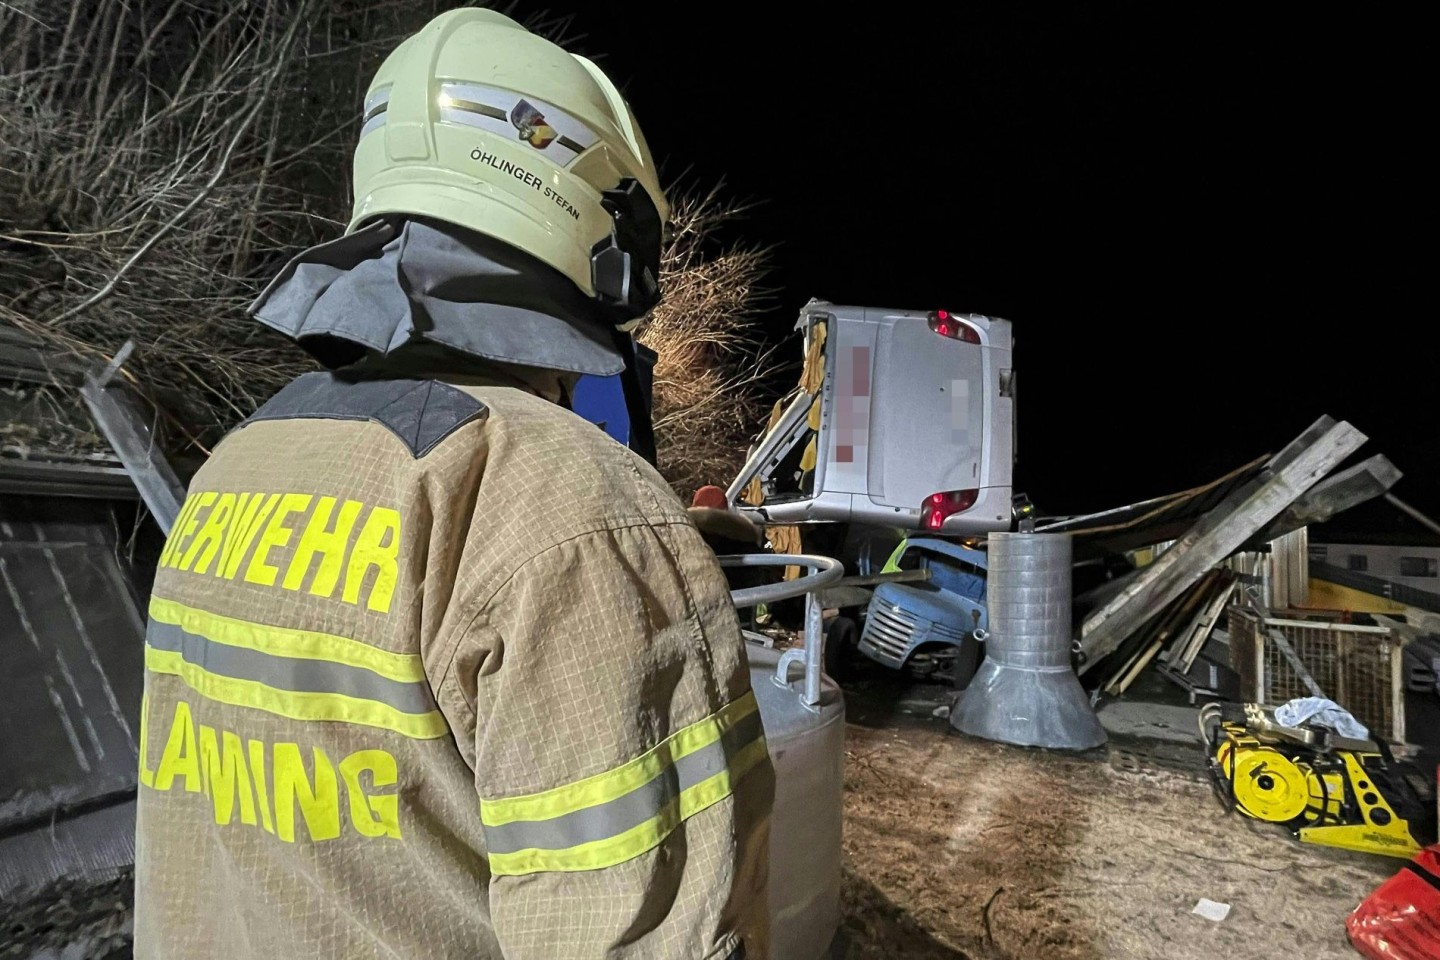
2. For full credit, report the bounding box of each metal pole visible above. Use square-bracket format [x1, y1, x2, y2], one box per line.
[80, 343, 187, 534]
[804, 591, 823, 706]
[1385, 493, 1440, 538]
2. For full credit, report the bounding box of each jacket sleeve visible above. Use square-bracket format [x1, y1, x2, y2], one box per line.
[458, 517, 773, 960]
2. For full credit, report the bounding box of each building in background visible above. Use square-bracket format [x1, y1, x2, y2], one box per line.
[1307, 530, 1440, 626]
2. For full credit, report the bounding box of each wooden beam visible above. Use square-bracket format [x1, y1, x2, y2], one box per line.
[831, 569, 931, 589]
[1078, 419, 1367, 672]
[1246, 454, 1403, 548]
[1104, 586, 1201, 694]
[1182, 582, 1238, 670]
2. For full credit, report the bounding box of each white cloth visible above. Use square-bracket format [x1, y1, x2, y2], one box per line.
[1192, 899, 1231, 922]
[1274, 697, 1369, 739]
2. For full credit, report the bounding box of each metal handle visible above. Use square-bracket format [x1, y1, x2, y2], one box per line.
[718, 553, 844, 708]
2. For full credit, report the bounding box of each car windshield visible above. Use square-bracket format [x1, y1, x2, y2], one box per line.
[920, 553, 986, 601]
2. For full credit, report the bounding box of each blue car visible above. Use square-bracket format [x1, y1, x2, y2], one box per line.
[858, 538, 988, 683]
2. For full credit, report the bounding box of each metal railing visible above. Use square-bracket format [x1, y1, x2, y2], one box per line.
[719, 553, 844, 709]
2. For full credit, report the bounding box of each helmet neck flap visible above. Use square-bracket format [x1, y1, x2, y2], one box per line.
[250, 216, 631, 378]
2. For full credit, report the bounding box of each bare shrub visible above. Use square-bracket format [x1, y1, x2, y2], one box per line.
[639, 184, 783, 502]
[0, 0, 457, 455]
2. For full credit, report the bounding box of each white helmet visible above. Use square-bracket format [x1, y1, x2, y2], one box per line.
[352, 9, 669, 323]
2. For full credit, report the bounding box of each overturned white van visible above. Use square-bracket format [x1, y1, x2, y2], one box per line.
[728, 299, 1016, 535]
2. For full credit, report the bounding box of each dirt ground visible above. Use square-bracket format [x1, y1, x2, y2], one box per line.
[834, 717, 1396, 960]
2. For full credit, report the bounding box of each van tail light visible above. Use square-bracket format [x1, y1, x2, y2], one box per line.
[928, 310, 980, 344]
[922, 489, 979, 529]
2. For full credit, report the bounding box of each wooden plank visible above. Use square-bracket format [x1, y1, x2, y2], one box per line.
[1102, 614, 1165, 694]
[1159, 571, 1220, 666]
[1166, 600, 1212, 670]
[1158, 627, 1190, 668]
[1195, 586, 1237, 665]
[1174, 574, 1230, 666]
[1106, 586, 1206, 694]
[1153, 573, 1217, 664]
[1178, 581, 1238, 670]
[1106, 628, 1156, 694]
[1103, 619, 1161, 695]
[1179, 584, 1229, 667]
[1391, 641, 1405, 744]
[1260, 617, 1390, 634]
[1114, 638, 1166, 694]
[1246, 454, 1403, 548]
[1103, 592, 1190, 693]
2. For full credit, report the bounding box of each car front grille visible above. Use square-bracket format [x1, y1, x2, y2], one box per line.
[860, 602, 918, 665]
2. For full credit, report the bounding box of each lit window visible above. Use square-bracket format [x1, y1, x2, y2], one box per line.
[1399, 556, 1438, 578]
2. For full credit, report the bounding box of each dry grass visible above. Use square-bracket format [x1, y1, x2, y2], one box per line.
[639, 183, 782, 501]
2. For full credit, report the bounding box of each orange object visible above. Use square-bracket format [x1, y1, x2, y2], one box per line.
[1347, 845, 1440, 959]
[692, 485, 728, 510]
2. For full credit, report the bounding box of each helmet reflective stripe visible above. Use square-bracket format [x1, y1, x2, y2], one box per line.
[360, 86, 391, 140]
[437, 82, 599, 167]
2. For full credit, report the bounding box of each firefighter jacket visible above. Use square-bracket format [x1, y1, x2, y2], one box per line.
[132, 370, 774, 959]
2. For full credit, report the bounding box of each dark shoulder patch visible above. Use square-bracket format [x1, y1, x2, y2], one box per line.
[244, 372, 488, 458]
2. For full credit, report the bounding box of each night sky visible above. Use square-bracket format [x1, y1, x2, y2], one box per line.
[545, 5, 1432, 532]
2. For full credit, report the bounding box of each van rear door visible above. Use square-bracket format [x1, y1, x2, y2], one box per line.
[852, 309, 1013, 533]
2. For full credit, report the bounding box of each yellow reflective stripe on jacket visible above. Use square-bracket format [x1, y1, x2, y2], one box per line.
[480, 692, 766, 875]
[148, 596, 424, 682]
[144, 597, 447, 740]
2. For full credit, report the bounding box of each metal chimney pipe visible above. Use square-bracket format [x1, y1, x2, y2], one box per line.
[951, 531, 1106, 750]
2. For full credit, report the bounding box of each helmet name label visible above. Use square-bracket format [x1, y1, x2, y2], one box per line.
[468, 148, 581, 222]
[470, 147, 544, 191]
[543, 185, 581, 222]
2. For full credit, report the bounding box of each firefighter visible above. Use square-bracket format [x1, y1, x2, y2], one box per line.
[132, 10, 772, 959]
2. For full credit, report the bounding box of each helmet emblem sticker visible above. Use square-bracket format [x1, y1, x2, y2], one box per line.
[510, 99, 559, 149]
[437, 82, 599, 167]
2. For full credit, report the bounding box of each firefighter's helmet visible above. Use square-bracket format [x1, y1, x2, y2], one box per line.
[352, 9, 668, 325]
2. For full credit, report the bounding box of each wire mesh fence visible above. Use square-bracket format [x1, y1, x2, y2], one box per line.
[1228, 606, 1405, 743]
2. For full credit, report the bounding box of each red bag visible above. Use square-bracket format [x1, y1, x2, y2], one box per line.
[1348, 845, 1440, 960]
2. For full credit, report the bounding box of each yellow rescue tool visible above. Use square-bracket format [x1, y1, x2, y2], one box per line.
[1200, 702, 1432, 859]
